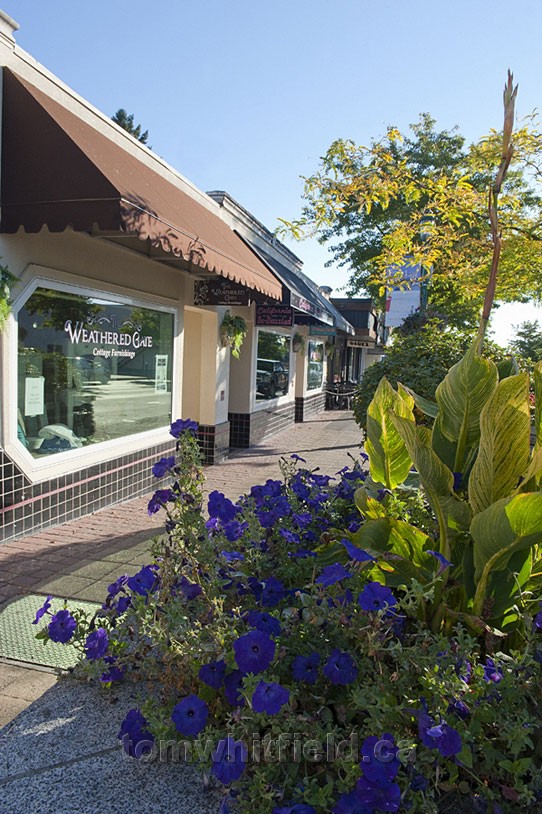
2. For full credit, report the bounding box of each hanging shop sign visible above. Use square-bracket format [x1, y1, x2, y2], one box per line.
[308, 325, 337, 336]
[193, 279, 250, 306]
[347, 338, 373, 348]
[255, 304, 293, 327]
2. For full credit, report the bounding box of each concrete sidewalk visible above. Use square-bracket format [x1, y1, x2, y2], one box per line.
[0, 411, 362, 730]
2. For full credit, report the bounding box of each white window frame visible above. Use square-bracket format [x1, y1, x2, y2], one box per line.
[252, 327, 293, 411]
[5, 267, 180, 483]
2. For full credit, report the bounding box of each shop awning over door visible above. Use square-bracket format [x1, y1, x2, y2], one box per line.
[0, 69, 282, 300]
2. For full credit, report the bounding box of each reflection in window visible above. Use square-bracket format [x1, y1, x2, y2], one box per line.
[17, 287, 174, 457]
[307, 341, 324, 391]
[256, 330, 290, 401]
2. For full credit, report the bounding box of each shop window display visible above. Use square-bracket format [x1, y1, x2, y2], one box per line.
[17, 287, 174, 456]
[255, 330, 290, 401]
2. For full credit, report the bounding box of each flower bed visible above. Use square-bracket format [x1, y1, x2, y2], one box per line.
[33, 420, 542, 814]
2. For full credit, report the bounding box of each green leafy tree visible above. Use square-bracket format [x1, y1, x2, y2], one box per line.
[509, 319, 542, 361]
[280, 110, 542, 325]
[111, 108, 149, 145]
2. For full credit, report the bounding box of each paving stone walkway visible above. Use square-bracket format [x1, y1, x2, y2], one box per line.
[0, 411, 362, 728]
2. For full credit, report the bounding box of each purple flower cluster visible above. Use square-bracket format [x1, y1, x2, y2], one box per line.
[334, 734, 401, 813]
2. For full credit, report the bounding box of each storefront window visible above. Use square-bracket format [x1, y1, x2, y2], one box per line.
[307, 341, 324, 391]
[255, 330, 290, 401]
[17, 287, 174, 456]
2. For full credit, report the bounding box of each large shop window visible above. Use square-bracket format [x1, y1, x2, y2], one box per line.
[255, 330, 290, 401]
[17, 287, 174, 456]
[307, 341, 324, 391]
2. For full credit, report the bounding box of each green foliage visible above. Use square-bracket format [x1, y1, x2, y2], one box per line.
[0, 262, 17, 333]
[279, 112, 542, 317]
[352, 322, 508, 431]
[111, 108, 150, 145]
[509, 320, 542, 362]
[220, 310, 247, 358]
[360, 341, 542, 636]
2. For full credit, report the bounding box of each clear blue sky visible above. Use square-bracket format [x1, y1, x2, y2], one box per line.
[6, 0, 542, 344]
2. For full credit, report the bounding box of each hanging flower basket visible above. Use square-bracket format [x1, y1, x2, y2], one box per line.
[220, 311, 247, 359]
[325, 341, 335, 358]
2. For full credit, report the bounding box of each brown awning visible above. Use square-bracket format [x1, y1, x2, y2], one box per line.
[0, 69, 281, 299]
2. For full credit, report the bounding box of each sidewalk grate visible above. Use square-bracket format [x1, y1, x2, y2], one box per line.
[0, 594, 100, 669]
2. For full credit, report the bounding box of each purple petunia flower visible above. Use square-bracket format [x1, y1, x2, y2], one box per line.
[48, 609, 77, 643]
[107, 575, 129, 598]
[355, 776, 401, 812]
[208, 490, 238, 523]
[84, 628, 109, 661]
[427, 550, 454, 574]
[340, 539, 375, 563]
[273, 805, 316, 814]
[448, 698, 470, 720]
[233, 630, 275, 674]
[261, 577, 286, 607]
[316, 563, 352, 587]
[292, 512, 312, 528]
[100, 656, 124, 683]
[333, 788, 373, 814]
[222, 520, 248, 542]
[323, 649, 358, 685]
[252, 681, 290, 715]
[483, 657, 503, 683]
[418, 712, 462, 757]
[118, 708, 154, 758]
[224, 669, 246, 707]
[199, 659, 226, 689]
[147, 488, 174, 515]
[170, 418, 198, 437]
[171, 694, 209, 737]
[291, 652, 320, 684]
[247, 611, 282, 637]
[116, 596, 131, 615]
[174, 575, 202, 601]
[220, 550, 245, 563]
[280, 528, 301, 545]
[32, 595, 53, 625]
[360, 734, 400, 783]
[151, 456, 176, 478]
[212, 735, 248, 784]
[358, 582, 397, 612]
[127, 565, 159, 596]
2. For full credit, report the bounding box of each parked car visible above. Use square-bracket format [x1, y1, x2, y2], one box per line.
[256, 359, 288, 399]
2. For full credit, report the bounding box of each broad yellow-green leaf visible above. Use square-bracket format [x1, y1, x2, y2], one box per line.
[468, 373, 531, 515]
[392, 418, 456, 558]
[354, 488, 388, 519]
[471, 492, 542, 615]
[403, 386, 439, 419]
[365, 377, 414, 489]
[433, 343, 498, 473]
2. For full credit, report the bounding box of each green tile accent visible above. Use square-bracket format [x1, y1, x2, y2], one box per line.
[0, 594, 100, 669]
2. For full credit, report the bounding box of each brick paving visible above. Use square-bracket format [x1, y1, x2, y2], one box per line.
[0, 410, 362, 726]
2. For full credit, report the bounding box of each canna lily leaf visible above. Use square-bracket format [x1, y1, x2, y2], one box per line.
[471, 492, 542, 615]
[365, 378, 415, 489]
[433, 343, 498, 474]
[469, 373, 531, 515]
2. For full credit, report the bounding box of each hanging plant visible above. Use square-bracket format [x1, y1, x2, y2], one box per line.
[292, 332, 305, 353]
[0, 262, 16, 333]
[220, 311, 247, 359]
[325, 340, 335, 358]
